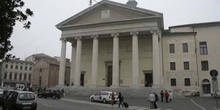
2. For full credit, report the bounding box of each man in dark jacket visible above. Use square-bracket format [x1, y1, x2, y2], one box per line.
[117, 92, 124, 108]
[154, 92, 159, 109]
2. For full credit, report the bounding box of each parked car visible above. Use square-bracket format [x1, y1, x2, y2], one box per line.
[211, 92, 220, 98]
[0, 89, 15, 106]
[2, 90, 37, 110]
[37, 89, 61, 99]
[89, 91, 118, 104]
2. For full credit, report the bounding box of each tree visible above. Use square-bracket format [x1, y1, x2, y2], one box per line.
[0, 0, 33, 61]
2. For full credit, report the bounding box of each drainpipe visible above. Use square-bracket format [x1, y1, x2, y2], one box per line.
[193, 27, 199, 92]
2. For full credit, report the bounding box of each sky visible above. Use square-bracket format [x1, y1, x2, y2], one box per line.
[10, 0, 220, 60]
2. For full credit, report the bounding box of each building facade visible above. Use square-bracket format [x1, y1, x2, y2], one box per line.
[32, 58, 71, 90]
[0, 59, 33, 89]
[56, 0, 220, 95]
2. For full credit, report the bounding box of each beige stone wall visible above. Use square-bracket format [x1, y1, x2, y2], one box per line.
[162, 34, 197, 91]
[80, 35, 153, 87]
[194, 26, 220, 92]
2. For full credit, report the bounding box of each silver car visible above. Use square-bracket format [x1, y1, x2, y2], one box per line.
[90, 91, 119, 104]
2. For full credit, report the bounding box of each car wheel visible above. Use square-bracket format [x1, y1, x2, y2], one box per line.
[103, 99, 107, 104]
[90, 97, 94, 102]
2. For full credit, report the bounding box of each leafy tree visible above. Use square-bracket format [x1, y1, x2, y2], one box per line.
[0, 0, 33, 61]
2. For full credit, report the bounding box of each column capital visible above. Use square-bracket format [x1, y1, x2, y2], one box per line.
[130, 31, 139, 36]
[71, 42, 76, 47]
[75, 36, 82, 40]
[111, 33, 119, 38]
[60, 38, 67, 42]
[91, 35, 99, 39]
[150, 29, 160, 35]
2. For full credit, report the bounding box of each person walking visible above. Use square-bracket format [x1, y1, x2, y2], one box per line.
[154, 92, 159, 109]
[148, 92, 155, 109]
[117, 92, 124, 108]
[111, 91, 115, 105]
[164, 90, 169, 103]
[61, 89, 65, 98]
[169, 91, 173, 102]
[160, 90, 164, 102]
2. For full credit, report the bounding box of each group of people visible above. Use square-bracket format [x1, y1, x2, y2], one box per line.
[148, 90, 173, 109]
[160, 90, 173, 103]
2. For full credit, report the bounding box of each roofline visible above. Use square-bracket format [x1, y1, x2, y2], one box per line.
[169, 21, 220, 28]
[163, 30, 197, 36]
[56, 0, 163, 29]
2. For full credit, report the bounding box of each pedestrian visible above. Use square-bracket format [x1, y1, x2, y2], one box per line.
[164, 90, 169, 103]
[160, 90, 164, 102]
[117, 92, 124, 108]
[154, 92, 159, 109]
[148, 92, 155, 109]
[61, 88, 65, 98]
[168, 91, 173, 102]
[111, 91, 115, 105]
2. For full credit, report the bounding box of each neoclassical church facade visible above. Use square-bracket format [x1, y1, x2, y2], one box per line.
[56, 0, 220, 95]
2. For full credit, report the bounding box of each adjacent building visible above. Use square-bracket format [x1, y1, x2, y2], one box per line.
[0, 59, 33, 88]
[31, 57, 71, 90]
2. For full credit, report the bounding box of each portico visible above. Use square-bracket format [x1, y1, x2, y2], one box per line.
[56, 0, 163, 88]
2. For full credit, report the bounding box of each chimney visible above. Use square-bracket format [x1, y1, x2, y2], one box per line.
[126, 0, 138, 7]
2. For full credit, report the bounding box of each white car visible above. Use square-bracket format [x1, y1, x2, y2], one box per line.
[89, 91, 119, 104]
[211, 92, 220, 98]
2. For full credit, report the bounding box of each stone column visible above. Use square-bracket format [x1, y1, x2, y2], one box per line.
[91, 35, 99, 87]
[58, 38, 67, 86]
[70, 42, 76, 86]
[74, 37, 82, 87]
[111, 33, 119, 87]
[151, 30, 161, 86]
[131, 32, 139, 87]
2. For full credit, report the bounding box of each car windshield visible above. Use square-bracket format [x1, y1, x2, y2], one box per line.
[18, 93, 35, 100]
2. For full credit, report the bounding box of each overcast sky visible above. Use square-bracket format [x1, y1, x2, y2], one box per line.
[10, 0, 220, 60]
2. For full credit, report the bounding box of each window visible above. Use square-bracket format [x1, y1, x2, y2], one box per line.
[182, 43, 188, 53]
[14, 73, 17, 80]
[201, 61, 209, 71]
[24, 74, 27, 80]
[29, 74, 31, 81]
[9, 73, 12, 80]
[169, 44, 175, 53]
[20, 66, 23, 70]
[15, 65, 18, 69]
[10, 65, 13, 69]
[171, 78, 176, 86]
[5, 64, 8, 69]
[29, 67, 32, 71]
[184, 78, 191, 86]
[19, 73, 22, 80]
[200, 42, 208, 55]
[4, 72, 7, 79]
[170, 62, 176, 70]
[184, 62, 189, 70]
[25, 66, 27, 70]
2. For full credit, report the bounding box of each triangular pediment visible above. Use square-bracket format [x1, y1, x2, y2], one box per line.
[56, 0, 162, 29]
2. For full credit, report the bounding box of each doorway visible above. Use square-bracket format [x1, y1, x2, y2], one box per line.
[80, 73, 85, 86]
[202, 79, 211, 94]
[106, 65, 112, 87]
[145, 73, 153, 87]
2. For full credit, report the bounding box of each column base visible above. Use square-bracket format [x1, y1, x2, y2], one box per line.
[73, 83, 82, 87]
[152, 83, 161, 88]
[130, 83, 139, 88]
[110, 84, 119, 88]
[90, 84, 97, 88]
